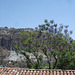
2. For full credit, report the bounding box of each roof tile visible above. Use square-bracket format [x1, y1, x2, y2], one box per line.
[0, 67, 75, 75]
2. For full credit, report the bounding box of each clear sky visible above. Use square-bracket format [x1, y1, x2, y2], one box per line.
[0, 0, 75, 39]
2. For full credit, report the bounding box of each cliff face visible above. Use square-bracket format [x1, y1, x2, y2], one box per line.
[0, 35, 12, 50]
[0, 34, 15, 60]
[0, 27, 34, 50]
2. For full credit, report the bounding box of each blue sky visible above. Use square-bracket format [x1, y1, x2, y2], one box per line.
[0, 0, 75, 39]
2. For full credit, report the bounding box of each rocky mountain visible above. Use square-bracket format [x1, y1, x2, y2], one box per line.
[0, 27, 34, 60]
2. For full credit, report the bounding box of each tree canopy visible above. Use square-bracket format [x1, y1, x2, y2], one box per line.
[15, 19, 75, 69]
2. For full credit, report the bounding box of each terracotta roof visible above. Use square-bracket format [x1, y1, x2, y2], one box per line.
[0, 67, 75, 75]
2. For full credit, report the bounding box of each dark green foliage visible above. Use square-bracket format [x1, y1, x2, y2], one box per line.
[39, 55, 43, 61]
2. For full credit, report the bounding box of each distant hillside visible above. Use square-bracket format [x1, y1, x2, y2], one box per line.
[0, 27, 35, 60]
[0, 27, 34, 49]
